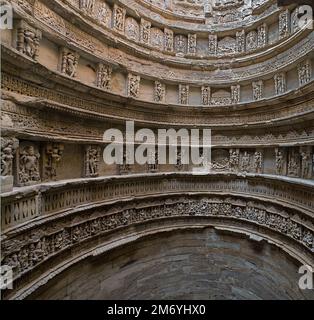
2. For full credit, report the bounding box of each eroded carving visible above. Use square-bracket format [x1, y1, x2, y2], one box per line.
[85, 145, 101, 177]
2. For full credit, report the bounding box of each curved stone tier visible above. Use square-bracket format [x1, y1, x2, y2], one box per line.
[1, 173, 313, 299]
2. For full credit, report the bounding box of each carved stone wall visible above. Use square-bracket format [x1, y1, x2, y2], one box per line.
[1, 0, 313, 301]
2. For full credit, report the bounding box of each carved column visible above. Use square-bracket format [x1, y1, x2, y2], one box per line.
[113, 4, 126, 32]
[236, 30, 245, 53]
[257, 23, 268, 48]
[279, 9, 290, 40]
[140, 19, 151, 45]
[164, 28, 174, 52]
[298, 59, 312, 87]
[1, 137, 18, 193]
[208, 34, 217, 55]
[274, 73, 286, 95]
[16, 20, 42, 61]
[201, 86, 211, 106]
[187, 34, 197, 56]
[231, 85, 241, 104]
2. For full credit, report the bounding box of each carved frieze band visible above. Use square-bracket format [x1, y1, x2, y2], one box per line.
[2, 195, 313, 295]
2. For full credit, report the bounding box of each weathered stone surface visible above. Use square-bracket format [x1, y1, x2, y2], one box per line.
[1, 0, 313, 300]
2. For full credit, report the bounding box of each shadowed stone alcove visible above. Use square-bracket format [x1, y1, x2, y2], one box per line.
[28, 228, 313, 300]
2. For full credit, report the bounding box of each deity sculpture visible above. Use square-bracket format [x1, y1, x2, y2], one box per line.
[17, 22, 41, 60]
[1, 139, 15, 177]
[201, 86, 211, 105]
[274, 73, 286, 95]
[252, 81, 263, 101]
[97, 64, 112, 90]
[300, 151, 310, 179]
[179, 84, 189, 104]
[113, 5, 126, 32]
[241, 151, 250, 172]
[275, 149, 284, 175]
[61, 49, 79, 78]
[154, 81, 166, 103]
[253, 151, 263, 173]
[45, 143, 64, 181]
[164, 28, 174, 52]
[229, 149, 239, 172]
[128, 74, 140, 98]
[85, 146, 101, 177]
[19, 145, 41, 184]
